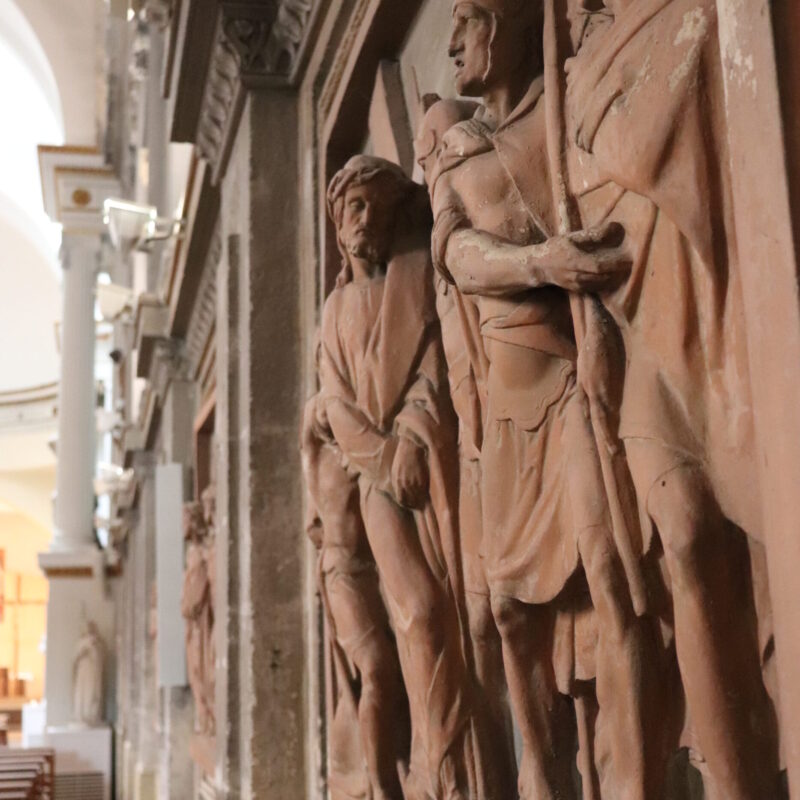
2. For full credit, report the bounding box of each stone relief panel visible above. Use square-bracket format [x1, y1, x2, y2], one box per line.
[304, 0, 788, 798]
[182, 486, 217, 738]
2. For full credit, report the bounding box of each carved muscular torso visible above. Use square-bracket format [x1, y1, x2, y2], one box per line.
[432, 105, 576, 431]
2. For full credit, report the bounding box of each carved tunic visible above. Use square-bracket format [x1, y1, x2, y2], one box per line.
[430, 81, 601, 605]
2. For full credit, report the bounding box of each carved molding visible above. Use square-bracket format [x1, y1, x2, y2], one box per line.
[185, 227, 221, 379]
[267, 0, 314, 76]
[319, 0, 372, 122]
[187, 0, 318, 182]
[220, 3, 278, 75]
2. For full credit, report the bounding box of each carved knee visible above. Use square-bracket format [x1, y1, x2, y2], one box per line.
[491, 594, 526, 642]
[580, 530, 633, 637]
[355, 636, 399, 698]
[405, 592, 447, 653]
[647, 466, 718, 580]
[465, 592, 496, 647]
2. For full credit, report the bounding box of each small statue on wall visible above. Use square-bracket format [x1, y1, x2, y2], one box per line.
[72, 619, 104, 726]
[200, 483, 217, 735]
[182, 498, 215, 735]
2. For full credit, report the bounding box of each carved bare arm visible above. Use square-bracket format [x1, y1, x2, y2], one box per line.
[444, 222, 631, 296]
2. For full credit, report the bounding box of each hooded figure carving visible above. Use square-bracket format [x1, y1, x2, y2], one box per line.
[317, 155, 479, 799]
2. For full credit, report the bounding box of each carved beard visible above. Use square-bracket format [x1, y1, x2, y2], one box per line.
[344, 231, 388, 265]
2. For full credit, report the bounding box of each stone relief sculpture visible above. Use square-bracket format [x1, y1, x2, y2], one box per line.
[303, 0, 787, 797]
[559, 2, 781, 797]
[72, 620, 104, 726]
[302, 345, 408, 800]
[200, 483, 217, 734]
[182, 497, 215, 735]
[316, 154, 499, 799]
[415, 94, 518, 800]
[430, 2, 663, 797]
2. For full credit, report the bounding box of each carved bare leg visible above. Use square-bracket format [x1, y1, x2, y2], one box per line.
[325, 562, 407, 799]
[578, 524, 663, 800]
[360, 483, 470, 798]
[645, 463, 780, 800]
[350, 634, 406, 800]
[491, 595, 576, 800]
[464, 590, 518, 799]
[563, 396, 664, 798]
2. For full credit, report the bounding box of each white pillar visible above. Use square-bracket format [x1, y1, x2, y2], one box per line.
[38, 233, 115, 728]
[51, 233, 98, 553]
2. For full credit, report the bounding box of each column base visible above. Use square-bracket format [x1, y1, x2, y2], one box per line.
[38, 547, 115, 728]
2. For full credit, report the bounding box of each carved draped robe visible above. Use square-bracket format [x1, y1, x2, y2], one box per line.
[318, 240, 472, 796]
[563, 0, 760, 537]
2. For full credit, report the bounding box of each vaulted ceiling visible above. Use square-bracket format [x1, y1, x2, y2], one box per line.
[0, 0, 105, 518]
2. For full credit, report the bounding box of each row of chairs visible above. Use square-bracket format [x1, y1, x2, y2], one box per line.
[0, 748, 54, 800]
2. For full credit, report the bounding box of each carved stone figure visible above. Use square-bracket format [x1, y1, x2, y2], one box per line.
[302, 342, 408, 800]
[317, 155, 478, 799]
[72, 620, 104, 726]
[182, 499, 215, 735]
[415, 94, 518, 799]
[200, 483, 217, 735]
[423, 1, 664, 796]
[558, 0, 781, 795]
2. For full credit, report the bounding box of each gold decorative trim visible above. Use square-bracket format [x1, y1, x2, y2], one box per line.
[37, 145, 100, 156]
[41, 566, 94, 579]
[53, 166, 118, 220]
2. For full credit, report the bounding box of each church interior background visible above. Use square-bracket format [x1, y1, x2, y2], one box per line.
[0, 0, 798, 799]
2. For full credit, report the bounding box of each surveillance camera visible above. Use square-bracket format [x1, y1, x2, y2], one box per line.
[110, 349, 123, 364]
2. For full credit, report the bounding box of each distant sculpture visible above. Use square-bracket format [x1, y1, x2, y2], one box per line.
[182, 498, 215, 735]
[318, 155, 481, 798]
[302, 362, 408, 800]
[200, 483, 217, 734]
[425, 1, 663, 796]
[72, 620, 104, 726]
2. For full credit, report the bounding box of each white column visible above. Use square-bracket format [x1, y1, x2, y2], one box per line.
[37, 233, 115, 728]
[51, 233, 99, 553]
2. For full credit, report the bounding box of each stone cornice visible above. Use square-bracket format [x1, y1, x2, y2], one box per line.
[168, 0, 317, 183]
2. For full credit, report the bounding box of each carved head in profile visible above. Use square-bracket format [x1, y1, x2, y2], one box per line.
[327, 155, 416, 274]
[449, 0, 543, 96]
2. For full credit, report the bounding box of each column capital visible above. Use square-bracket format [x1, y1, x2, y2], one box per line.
[37, 145, 120, 233]
[167, 0, 319, 184]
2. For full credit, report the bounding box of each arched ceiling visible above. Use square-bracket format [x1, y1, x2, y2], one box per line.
[11, 0, 102, 146]
[0, 0, 103, 521]
[0, 0, 65, 396]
